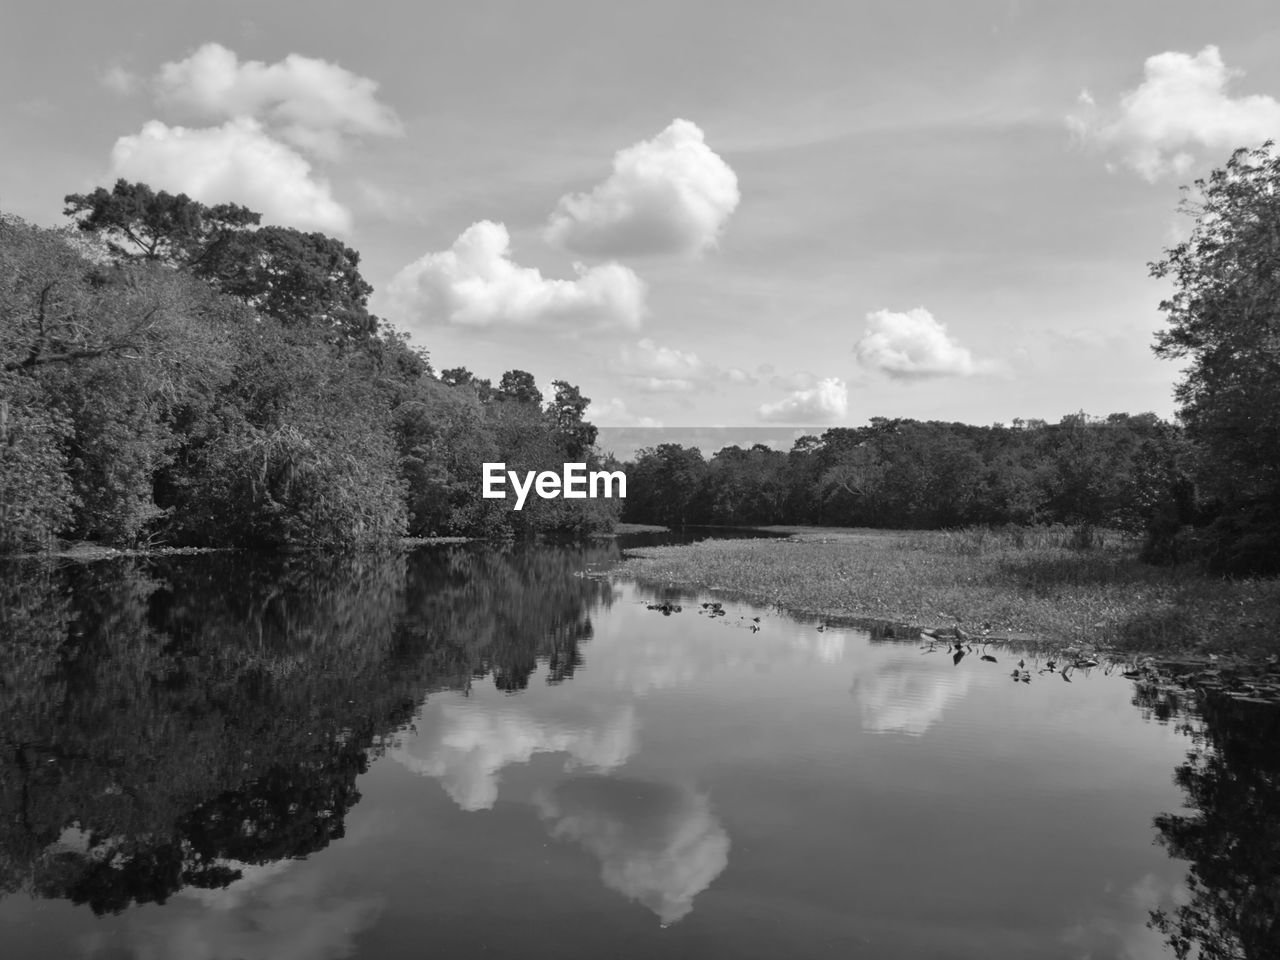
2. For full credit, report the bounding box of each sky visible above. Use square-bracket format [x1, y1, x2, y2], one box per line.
[4, 0, 1280, 433]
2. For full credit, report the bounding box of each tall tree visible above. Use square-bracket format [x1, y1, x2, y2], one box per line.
[65, 180, 380, 346]
[1150, 141, 1280, 573]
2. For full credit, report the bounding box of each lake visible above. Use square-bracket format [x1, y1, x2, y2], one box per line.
[0, 535, 1275, 959]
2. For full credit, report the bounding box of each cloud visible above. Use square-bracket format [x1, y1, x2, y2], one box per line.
[110, 118, 352, 233]
[1067, 46, 1280, 181]
[758, 377, 847, 423]
[613, 340, 758, 393]
[615, 339, 707, 392]
[101, 64, 139, 96]
[390, 701, 636, 811]
[155, 42, 402, 158]
[536, 776, 730, 926]
[768, 370, 819, 392]
[853, 307, 988, 379]
[545, 119, 740, 258]
[386, 220, 647, 331]
[585, 397, 663, 428]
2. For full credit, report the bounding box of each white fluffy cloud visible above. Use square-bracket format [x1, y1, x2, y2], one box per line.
[536, 777, 730, 926]
[387, 220, 647, 330]
[156, 42, 402, 158]
[1068, 46, 1280, 181]
[545, 119, 740, 258]
[110, 118, 352, 233]
[758, 377, 847, 423]
[853, 307, 986, 379]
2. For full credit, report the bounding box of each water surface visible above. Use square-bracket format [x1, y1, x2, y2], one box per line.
[0, 538, 1274, 958]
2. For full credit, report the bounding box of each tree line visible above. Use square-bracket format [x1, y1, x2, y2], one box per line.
[0, 181, 619, 552]
[621, 411, 1191, 545]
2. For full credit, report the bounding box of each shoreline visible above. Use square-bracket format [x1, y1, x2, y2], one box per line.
[611, 526, 1280, 666]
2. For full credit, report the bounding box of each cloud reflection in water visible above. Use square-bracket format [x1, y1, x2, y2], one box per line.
[535, 775, 730, 926]
[850, 662, 973, 737]
[390, 702, 637, 810]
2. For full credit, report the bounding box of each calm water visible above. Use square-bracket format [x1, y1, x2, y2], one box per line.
[0, 537, 1275, 959]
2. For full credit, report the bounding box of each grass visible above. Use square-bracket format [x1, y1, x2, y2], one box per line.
[615, 525, 1280, 661]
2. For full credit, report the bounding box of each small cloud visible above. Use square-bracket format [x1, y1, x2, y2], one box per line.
[585, 397, 663, 428]
[632, 377, 698, 393]
[853, 307, 990, 380]
[613, 339, 754, 393]
[155, 42, 402, 158]
[386, 220, 647, 332]
[758, 377, 847, 423]
[1052, 327, 1116, 348]
[768, 370, 818, 392]
[110, 118, 351, 233]
[545, 119, 740, 258]
[1067, 45, 1280, 181]
[620, 338, 706, 380]
[101, 64, 139, 96]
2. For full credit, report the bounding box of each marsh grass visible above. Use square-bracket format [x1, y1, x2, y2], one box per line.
[617, 525, 1280, 659]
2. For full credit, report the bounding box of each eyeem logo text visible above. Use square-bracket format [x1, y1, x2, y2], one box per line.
[482, 463, 626, 511]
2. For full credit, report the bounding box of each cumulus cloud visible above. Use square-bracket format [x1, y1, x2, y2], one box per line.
[545, 119, 740, 258]
[853, 307, 988, 379]
[386, 220, 647, 331]
[536, 776, 730, 926]
[110, 118, 352, 233]
[1067, 46, 1280, 181]
[390, 702, 637, 811]
[758, 377, 847, 423]
[156, 42, 402, 158]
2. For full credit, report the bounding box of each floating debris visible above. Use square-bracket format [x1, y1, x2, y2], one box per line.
[646, 602, 682, 615]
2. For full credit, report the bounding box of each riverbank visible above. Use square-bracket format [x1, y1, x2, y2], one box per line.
[616, 525, 1280, 661]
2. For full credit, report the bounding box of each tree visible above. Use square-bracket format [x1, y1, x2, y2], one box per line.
[547, 380, 597, 460]
[65, 181, 380, 347]
[1150, 142, 1280, 573]
[496, 369, 542, 405]
[63, 179, 259, 264]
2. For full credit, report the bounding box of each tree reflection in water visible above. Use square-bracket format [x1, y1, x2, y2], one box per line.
[0, 542, 617, 915]
[1133, 682, 1280, 959]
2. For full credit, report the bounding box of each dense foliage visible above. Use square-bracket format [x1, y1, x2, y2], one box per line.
[622, 413, 1192, 540]
[1, 183, 618, 551]
[1150, 142, 1280, 574]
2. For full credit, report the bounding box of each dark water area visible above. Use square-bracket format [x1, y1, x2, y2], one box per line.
[0, 537, 1276, 959]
